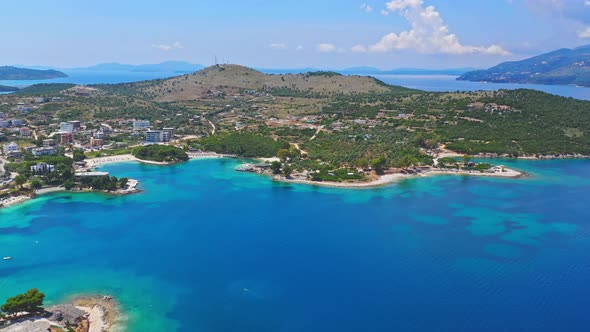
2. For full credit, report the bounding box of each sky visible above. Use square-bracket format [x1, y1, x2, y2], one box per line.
[1, 0, 590, 69]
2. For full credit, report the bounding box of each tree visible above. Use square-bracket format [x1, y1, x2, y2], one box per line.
[397, 155, 419, 171]
[282, 165, 294, 178]
[462, 154, 473, 166]
[14, 175, 26, 189]
[1, 289, 45, 314]
[64, 180, 74, 190]
[119, 178, 129, 189]
[357, 158, 369, 169]
[370, 157, 387, 174]
[270, 161, 282, 174]
[277, 149, 291, 162]
[30, 178, 43, 190]
[72, 149, 86, 162]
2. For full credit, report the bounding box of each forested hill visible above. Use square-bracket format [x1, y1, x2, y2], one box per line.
[0, 66, 67, 80]
[458, 45, 590, 86]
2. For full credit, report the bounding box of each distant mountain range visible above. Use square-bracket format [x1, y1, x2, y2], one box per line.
[458, 45, 590, 87]
[258, 67, 477, 76]
[71, 61, 205, 73]
[0, 66, 67, 80]
[7, 61, 476, 77]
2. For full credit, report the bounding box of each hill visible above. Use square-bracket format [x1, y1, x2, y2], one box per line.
[0, 66, 67, 80]
[125, 64, 408, 102]
[0, 85, 18, 92]
[458, 45, 590, 86]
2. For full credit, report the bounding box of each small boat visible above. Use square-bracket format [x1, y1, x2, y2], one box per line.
[3, 257, 12, 260]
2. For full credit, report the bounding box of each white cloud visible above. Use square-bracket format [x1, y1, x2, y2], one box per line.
[360, 0, 510, 55]
[269, 43, 287, 50]
[317, 43, 337, 53]
[296, 45, 304, 51]
[579, 26, 590, 38]
[360, 3, 374, 12]
[151, 41, 183, 51]
[351, 44, 368, 52]
[380, 9, 390, 15]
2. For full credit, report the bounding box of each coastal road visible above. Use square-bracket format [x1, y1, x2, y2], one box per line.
[0, 157, 6, 177]
[207, 118, 216, 135]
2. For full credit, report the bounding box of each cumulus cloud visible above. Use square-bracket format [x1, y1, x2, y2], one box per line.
[358, 0, 510, 55]
[360, 3, 374, 12]
[579, 26, 590, 38]
[151, 41, 183, 51]
[524, 0, 590, 39]
[269, 43, 288, 50]
[317, 43, 337, 53]
[351, 44, 368, 52]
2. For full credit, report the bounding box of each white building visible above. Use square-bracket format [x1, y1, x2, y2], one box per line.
[11, 119, 24, 126]
[31, 162, 55, 174]
[145, 130, 171, 144]
[133, 120, 150, 131]
[32, 147, 57, 156]
[60, 122, 74, 133]
[3, 142, 19, 155]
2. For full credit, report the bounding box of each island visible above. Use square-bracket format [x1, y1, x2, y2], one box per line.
[0, 66, 68, 80]
[458, 44, 590, 86]
[1, 63, 589, 202]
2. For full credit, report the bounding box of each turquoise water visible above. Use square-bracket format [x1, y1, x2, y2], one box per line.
[1, 159, 590, 331]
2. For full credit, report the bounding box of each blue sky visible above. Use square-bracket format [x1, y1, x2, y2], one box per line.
[2, 0, 590, 69]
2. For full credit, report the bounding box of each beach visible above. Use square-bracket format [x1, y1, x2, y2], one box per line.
[276, 167, 525, 189]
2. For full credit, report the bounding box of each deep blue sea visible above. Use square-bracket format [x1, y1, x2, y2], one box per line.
[1, 158, 590, 331]
[1, 70, 590, 100]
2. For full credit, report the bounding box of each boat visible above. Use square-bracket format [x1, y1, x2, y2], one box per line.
[3, 256, 12, 260]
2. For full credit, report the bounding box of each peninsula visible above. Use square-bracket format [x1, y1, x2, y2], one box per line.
[0, 66, 68, 80]
[458, 44, 590, 87]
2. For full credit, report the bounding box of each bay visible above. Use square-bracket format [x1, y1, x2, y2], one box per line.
[0, 158, 589, 331]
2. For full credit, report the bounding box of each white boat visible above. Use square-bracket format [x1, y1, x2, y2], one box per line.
[3, 256, 12, 260]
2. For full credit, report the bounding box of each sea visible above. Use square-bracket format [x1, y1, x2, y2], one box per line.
[1, 158, 590, 331]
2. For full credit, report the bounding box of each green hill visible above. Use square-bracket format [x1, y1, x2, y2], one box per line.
[458, 45, 590, 86]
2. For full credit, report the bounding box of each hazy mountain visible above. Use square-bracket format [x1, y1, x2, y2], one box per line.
[72, 61, 205, 73]
[0, 66, 67, 80]
[458, 45, 590, 86]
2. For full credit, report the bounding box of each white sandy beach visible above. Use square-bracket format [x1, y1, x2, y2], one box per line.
[278, 167, 525, 189]
[0, 195, 30, 208]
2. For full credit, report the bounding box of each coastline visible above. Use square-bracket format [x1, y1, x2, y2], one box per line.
[70, 294, 123, 332]
[270, 167, 526, 189]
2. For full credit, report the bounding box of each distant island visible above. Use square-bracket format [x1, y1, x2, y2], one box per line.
[0, 66, 67, 80]
[458, 44, 590, 86]
[0, 85, 19, 92]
